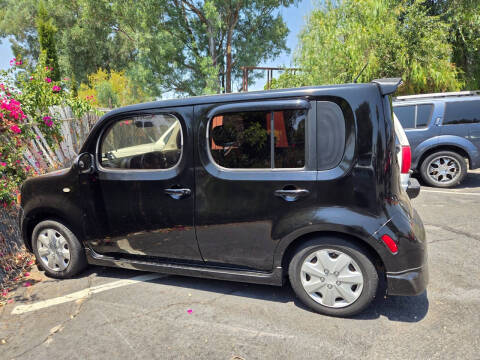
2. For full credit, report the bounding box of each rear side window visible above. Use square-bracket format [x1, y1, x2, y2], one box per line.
[393, 104, 432, 129]
[394, 106, 415, 129]
[416, 104, 433, 127]
[444, 100, 480, 125]
[209, 109, 306, 169]
[316, 101, 345, 170]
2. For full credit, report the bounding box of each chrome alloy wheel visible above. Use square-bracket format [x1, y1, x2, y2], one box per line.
[427, 155, 460, 185]
[36, 228, 71, 272]
[300, 249, 364, 308]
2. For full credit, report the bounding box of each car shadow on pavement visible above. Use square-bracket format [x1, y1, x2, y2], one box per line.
[87, 266, 429, 323]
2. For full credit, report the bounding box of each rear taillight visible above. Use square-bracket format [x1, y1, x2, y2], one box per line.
[401, 145, 411, 174]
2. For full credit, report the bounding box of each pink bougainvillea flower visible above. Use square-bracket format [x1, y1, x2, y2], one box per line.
[15, 60, 22, 66]
[43, 115, 53, 127]
[10, 125, 21, 134]
[44, 77, 52, 83]
[23, 282, 31, 287]
[0, 162, 6, 167]
[52, 85, 61, 92]
[187, 309, 193, 314]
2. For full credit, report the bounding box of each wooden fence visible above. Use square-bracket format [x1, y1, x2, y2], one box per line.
[24, 107, 108, 170]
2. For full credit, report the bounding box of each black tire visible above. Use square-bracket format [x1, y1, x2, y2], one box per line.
[288, 237, 378, 317]
[420, 151, 467, 188]
[32, 220, 87, 279]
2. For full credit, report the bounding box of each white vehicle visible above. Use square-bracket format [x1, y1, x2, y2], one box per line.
[393, 113, 419, 198]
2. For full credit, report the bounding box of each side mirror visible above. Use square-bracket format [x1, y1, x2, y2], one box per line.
[75, 153, 95, 174]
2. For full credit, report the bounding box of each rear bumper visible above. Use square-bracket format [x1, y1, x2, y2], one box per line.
[386, 265, 429, 296]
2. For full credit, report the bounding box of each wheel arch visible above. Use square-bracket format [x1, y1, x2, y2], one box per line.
[278, 231, 386, 278]
[415, 143, 473, 171]
[23, 208, 81, 252]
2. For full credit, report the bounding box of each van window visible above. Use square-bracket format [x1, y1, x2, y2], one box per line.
[317, 101, 345, 170]
[100, 114, 182, 170]
[209, 109, 306, 169]
[444, 100, 480, 125]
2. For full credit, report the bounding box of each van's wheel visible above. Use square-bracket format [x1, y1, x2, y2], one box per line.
[32, 220, 87, 279]
[420, 151, 467, 188]
[288, 237, 378, 317]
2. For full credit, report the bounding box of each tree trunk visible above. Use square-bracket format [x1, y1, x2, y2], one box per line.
[226, 40, 232, 93]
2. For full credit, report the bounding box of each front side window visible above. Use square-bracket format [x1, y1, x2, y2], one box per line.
[209, 109, 306, 169]
[444, 100, 480, 125]
[100, 114, 182, 170]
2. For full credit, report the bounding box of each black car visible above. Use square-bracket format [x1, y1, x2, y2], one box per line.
[393, 91, 480, 188]
[19, 79, 428, 317]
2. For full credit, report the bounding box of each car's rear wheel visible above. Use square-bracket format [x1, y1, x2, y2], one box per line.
[32, 220, 87, 278]
[420, 151, 467, 188]
[288, 237, 378, 317]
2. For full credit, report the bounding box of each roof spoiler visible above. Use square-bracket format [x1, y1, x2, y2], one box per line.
[371, 78, 403, 96]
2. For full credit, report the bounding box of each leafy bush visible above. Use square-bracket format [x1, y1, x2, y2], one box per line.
[0, 56, 92, 297]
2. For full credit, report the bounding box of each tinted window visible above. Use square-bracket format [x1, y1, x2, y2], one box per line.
[100, 114, 182, 170]
[317, 101, 345, 169]
[209, 109, 306, 169]
[393, 106, 415, 129]
[416, 104, 433, 128]
[444, 100, 480, 125]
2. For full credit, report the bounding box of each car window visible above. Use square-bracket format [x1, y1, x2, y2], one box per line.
[317, 101, 345, 170]
[393, 106, 415, 129]
[416, 104, 433, 128]
[209, 109, 306, 169]
[444, 100, 480, 125]
[100, 114, 182, 170]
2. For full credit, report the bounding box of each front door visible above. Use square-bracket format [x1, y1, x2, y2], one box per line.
[194, 100, 317, 271]
[83, 107, 202, 262]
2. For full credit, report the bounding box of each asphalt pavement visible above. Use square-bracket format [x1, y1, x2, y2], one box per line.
[1, 170, 480, 360]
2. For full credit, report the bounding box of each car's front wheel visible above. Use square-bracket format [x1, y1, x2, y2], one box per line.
[288, 237, 379, 317]
[32, 220, 87, 278]
[420, 151, 467, 188]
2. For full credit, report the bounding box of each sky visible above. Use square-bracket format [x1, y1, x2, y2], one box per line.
[0, 0, 316, 91]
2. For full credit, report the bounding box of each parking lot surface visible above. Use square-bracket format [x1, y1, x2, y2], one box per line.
[1, 171, 480, 360]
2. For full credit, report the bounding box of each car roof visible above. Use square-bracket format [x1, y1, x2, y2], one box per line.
[393, 91, 480, 106]
[103, 83, 374, 118]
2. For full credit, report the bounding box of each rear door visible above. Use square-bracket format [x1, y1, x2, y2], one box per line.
[441, 99, 480, 153]
[193, 100, 317, 271]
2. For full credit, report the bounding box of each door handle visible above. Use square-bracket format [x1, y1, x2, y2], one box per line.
[164, 188, 192, 200]
[274, 188, 310, 202]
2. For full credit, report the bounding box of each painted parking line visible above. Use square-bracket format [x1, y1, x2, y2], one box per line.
[421, 189, 480, 196]
[11, 273, 164, 315]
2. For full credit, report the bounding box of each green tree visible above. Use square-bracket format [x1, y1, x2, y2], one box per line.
[37, 1, 60, 81]
[271, 0, 462, 94]
[421, 0, 480, 89]
[1, 0, 297, 96]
